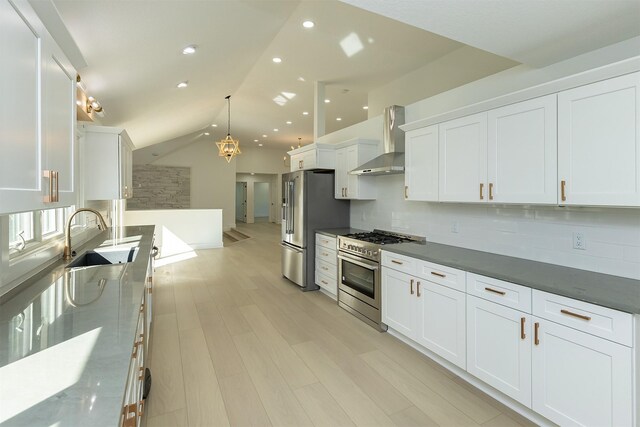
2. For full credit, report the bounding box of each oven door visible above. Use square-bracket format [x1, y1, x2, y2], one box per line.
[338, 252, 379, 308]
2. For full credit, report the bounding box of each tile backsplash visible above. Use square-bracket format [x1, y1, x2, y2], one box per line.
[351, 175, 640, 280]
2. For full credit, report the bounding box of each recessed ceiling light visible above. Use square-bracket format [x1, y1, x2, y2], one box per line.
[302, 111, 309, 116]
[211, 124, 217, 127]
[274, 128, 279, 132]
[182, 45, 196, 55]
[204, 132, 210, 136]
[272, 57, 282, 63]
[302, 20, 315, 29]
[324, 99, 330, 103]
[258, 143, 263, 147]
[254, 139, 259, 142]
[336, 117, 342, 121]
[297, 77, 305, 82]
[363, 105, 369, 110]
[177, 81, 188, 88]
[286, 121, 292, 125]
[262, 134, 267, 138]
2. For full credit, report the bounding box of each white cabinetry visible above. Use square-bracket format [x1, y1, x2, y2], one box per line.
[289, 143, 335, 171]
[558, 72, 640, 206]
[404, 125, 438, 201]
[334, 139, 378, 200]
[82, 125, 134, 200]
[0, 0, 76, 214]
[315, 233, 338, 297]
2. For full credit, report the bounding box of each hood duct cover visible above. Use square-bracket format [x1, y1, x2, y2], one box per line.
[351, 105, 405, 176]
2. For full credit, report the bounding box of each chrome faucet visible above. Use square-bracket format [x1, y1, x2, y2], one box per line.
[63, 208, 108, 261]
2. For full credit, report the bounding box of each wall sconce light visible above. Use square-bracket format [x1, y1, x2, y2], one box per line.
[76, 75, 104, 119]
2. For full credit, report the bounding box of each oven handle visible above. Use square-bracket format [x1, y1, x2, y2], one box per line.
[338, 252, 379, 270]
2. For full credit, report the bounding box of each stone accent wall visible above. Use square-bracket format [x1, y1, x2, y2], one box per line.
[127, 165, 190, 210]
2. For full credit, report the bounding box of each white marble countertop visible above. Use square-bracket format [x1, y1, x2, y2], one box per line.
[0, 225, 155, 427]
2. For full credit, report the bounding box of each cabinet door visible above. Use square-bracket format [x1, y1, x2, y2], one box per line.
[381, 268, 416, 339]
[416, 281, 466, 369]
[0, 0, 42, 214]
[335, 148, 347, 199]
[488, 95, 557, 204]
[558, 72, 640, 206]
[439, 112, 488, 202]
[405, 125, 438, 201]
[42, 44, 76, 206]
[467, 295, 532, 407]
[84, 131, 120, 200]
[120, 138, 132, 199]
[532, 317, 633, 427]
[345, 145, 359, 198]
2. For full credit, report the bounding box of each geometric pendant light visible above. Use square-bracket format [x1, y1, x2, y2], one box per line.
[216, 95, 241, 163]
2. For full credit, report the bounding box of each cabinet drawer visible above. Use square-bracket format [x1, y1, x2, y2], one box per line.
[315, 245, 337, 265]
[381, 251, 416, 275]
[315, 258, 337, 280]
[315, 234, 337, 251]
[315, 270, 337, 296]
[533, 290, 633, 347]
[417, 260, 466, 292]
[467, 273, 532, 313]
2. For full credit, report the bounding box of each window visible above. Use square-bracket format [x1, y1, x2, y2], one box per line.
[8, 207, 73, 257]
[9, 212, 35, 250]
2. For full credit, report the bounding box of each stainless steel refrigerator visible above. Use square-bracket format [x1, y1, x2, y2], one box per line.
[281, 170, 349, 291]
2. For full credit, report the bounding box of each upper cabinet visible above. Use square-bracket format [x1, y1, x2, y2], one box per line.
[558, 72, 640, 207]
[0, 0, 76, 214]
[334, 139, 378, 200]
[288, 143, 335, 172]
[82, 125, 133, 200]
[405, 125, 438, 201]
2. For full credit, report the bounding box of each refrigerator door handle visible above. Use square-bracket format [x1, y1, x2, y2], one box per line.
[289, 181, 295, 235]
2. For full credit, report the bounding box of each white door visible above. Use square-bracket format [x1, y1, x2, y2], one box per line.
[335, 147, 347, 199]
[416, 281, 466, 369]
[42, 45, 76, 206]
[531, 317, 633, 427]
[381, 268, 416, 339]
[558, 72, 640, 206]
[0, 0, 42, 214]
[439, 112, 488, 202]
[488, 95, 557, 204]
[467, 295, 532, 407]
[405, 125, 438, 201]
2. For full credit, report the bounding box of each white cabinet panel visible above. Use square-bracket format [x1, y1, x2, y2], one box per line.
[439, 112, 488, 202]
[335, 148, 347, 198]
[467, 295, 532, 407]
[467, 273, 532, 313]
[0, 0, 42, 213]
[381, 268, 416, 339]
[488, 95, 557, 204]
[405, 125, 438, 201]
[334, 140, 378, 200]
[558, 72, 640, 206]
[417, 281, 466, 369]
[532, 317, 633, 427]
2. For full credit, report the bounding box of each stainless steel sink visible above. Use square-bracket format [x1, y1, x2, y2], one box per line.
[67, 247, 139, 269]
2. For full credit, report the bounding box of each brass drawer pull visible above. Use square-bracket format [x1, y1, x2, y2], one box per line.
[138, 367, 145, 381]
[430, 272, 446, 278]
[322, 252, 329, 256]
[391, 260, 403, 265]
[321, 266, 328, 271]
[410, 279, 414, 295]
[560, 309, 591, 321]
[138, 400, 145, 416]
[416, 281, 421, 297]
[321, 280, 328, 285]
[479, 183, 484, 200]
[489, 183, 494, 200]
[520, 317, 526, 340]
[484, 287, 506, 296]
[561, 180, 566, 202]
[534, 322, 540, 345]
[404, 186, 408, 199]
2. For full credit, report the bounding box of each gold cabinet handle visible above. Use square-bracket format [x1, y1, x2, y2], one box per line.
[321, 266, 328, 271]
[430, 271, 446, 278]
[480, 183, 484, 200]
[53, 171, 59, 202]
[123, 403, 137, 427]
[410, 279, 414, 295]
[534, 322, 540, 345]
[489, 182, 493, 200]
[484, 287, 506, 296]
[405, 186, 408, 199]
[43, 170, 54, 203]
[520, 317, 526, 340]
[138, 366, 145, 381]
[138, 399, 145, 417]
[560, 180, 566, 202]
[560, 309, 591, 321]
[321, 280, 328, 285]
[391, 260, 403, 265]
[416, 281, 421, 297]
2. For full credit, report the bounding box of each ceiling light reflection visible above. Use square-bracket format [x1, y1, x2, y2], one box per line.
[340, 32, 364, 57]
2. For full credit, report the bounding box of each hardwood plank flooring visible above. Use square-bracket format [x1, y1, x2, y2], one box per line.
[145, 222, 534, 426]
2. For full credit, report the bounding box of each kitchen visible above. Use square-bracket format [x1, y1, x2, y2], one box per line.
[1, 1, 639, 426]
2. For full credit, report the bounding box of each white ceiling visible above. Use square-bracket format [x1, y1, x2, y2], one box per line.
[53, 0, 640, 160]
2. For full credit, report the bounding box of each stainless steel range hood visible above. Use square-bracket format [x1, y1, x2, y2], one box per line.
[350, 105, 405, 176]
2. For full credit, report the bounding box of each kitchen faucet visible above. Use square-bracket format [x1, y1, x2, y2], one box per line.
[63, 208, 108, 261]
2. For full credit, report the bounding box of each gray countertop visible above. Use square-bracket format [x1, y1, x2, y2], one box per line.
[383, 242, 640, 314]
[315, 227, 367, 238]
[0, 225, 155, 427]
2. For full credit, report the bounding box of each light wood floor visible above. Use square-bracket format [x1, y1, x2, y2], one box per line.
[145, 222, 537, 427]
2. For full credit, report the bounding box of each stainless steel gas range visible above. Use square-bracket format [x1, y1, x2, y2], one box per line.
[337, 229, 425, 331]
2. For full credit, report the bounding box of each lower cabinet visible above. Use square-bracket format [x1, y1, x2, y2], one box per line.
[531, 317, 633, 427]
[466, 295, 532, 406]
[315, 234, 338, 297]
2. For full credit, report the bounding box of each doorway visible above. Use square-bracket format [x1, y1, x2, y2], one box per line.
[254, 182, 270, 223]
[235, 182, 247, 223]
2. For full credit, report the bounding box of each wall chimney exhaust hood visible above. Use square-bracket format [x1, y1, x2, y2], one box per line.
[350, 105, 405, 176]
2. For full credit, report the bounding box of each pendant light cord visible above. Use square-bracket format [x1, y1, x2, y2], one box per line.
[225, 95, 231, 136]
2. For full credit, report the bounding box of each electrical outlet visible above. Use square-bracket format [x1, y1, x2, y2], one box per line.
[573, 232, 586, 250]
[451, 221, 459, 233]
